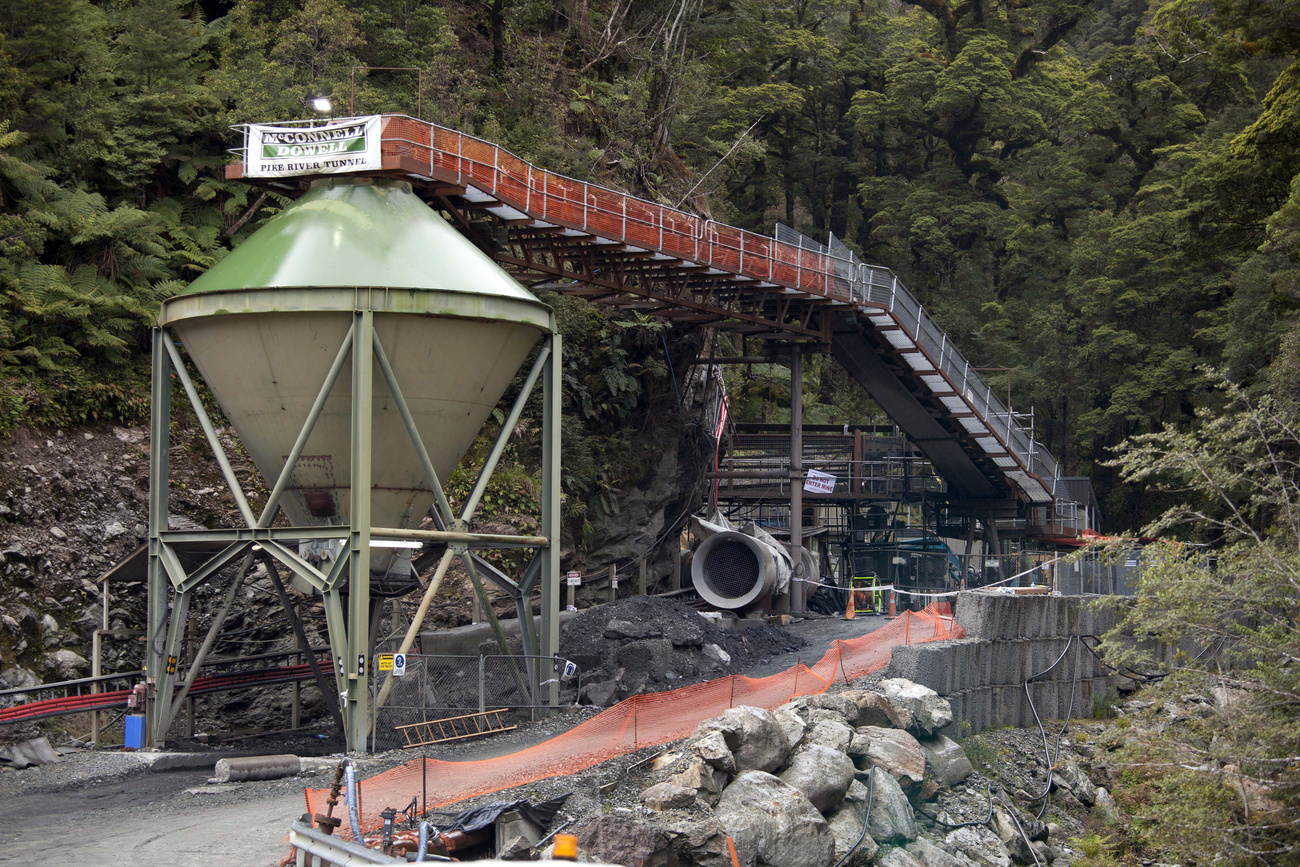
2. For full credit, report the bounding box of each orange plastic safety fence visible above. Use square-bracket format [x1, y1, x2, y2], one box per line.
[305, 604, 962, 838]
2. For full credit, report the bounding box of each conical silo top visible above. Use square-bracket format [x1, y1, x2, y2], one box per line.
[160, 177, 552, 557]
[180, 177, 542, 306]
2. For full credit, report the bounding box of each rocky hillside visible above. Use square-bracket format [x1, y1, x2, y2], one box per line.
[0, 398, 706, 742]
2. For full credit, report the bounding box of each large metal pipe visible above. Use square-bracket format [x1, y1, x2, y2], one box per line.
[213, 754, 302, 782]
[690, 531, 788, 610]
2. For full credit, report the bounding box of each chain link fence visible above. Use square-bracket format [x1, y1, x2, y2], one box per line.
[369, 654, 570, 751]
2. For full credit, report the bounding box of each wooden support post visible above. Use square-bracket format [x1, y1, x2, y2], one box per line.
[638, 559, 648, 596]
[672, 545, 682, 592]
[608, 565, 618, 603]
[566, 572, 577, 611]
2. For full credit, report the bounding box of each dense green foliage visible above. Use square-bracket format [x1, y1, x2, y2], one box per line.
[1098, 374, 1300, 864]
[0, 0, 1297, 529]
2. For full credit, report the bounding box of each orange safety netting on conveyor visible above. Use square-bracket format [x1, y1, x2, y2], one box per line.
[305, 604, 961, 836]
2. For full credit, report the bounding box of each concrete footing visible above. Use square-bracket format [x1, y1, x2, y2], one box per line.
[886, 591, 1127, 733]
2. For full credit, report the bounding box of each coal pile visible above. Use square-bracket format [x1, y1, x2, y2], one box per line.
[559, 596, 804, 707]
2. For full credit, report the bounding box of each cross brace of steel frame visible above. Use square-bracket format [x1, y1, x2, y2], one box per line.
[145, 322, 563, 752]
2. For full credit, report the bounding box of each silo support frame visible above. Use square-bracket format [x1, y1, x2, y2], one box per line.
[146, 324, 563, 751]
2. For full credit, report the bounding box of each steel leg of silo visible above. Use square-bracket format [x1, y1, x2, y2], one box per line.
[322, 586, 351, 705]
[151, 572, 190, 745]
[146, 329, 171, 748]
[540, 332, 562, 712]
[516, 554, 543, 659]
[346, 310, 374, 751]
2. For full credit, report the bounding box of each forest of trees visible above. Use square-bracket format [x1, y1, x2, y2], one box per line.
[0, 0, 1297, 530]
[3, 2, 1300, 860]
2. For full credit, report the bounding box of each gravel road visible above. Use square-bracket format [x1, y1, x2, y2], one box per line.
[0, 611, 891, 866]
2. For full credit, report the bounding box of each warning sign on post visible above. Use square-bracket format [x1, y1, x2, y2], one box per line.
[377, 654, 394, 672]
[803, 469, 837, 494]
[566, 571, 582, 586]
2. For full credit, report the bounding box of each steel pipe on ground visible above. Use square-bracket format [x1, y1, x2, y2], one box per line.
[212, 754, 302, 782]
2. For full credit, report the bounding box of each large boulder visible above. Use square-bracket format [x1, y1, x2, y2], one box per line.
[879, 678, 953, 736]
[850, 726, 926, 793]
[714, 771, 834, 867]
[619, 638, 675, 682]
[804, 711, 855, 754]
[580, 814, 732, 867]
[845, 690, 914, 730]
[654, 814, 732, 866]
[990, 808, 1036, 864]
[641, 783, 697, 811]
[864, 766, 918, 844]
[691, 730, 737, 773]
[1053, 757, 1097, 806]
[806, 692, 861, 725]
[906, 837, 977, 867]
[877, 847, 925, 867]
[581, 676, 621, 707]
[780, 745, 856, 812]
[944, 826, 1011, 867]
[579, 817, 666, 867]
[652, 750, 728, 805]
[1094, 787, 1118, 822]
[44, 649, 90, 680]
[918, 735, 974, 787]
[774, 705, 808, 749]
[826, 780, 880, 866]
[694, 707, 791, 774]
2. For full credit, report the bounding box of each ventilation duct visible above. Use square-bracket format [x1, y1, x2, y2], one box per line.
[691, 531, 790, 610]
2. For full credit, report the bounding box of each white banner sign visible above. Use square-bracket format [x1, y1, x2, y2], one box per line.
[245, 116, 383, 178]
[803, 468, 837, 494]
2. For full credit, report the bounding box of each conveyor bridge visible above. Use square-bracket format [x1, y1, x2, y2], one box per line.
[229, 115, 1078, 524]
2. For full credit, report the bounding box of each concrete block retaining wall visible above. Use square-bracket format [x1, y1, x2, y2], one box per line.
[886, 592, 1125, 733]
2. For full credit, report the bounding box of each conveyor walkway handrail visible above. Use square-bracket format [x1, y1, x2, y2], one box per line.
[231, 114, 1064, 504]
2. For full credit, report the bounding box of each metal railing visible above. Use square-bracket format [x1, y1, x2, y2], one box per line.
[232, 115, 1069, 508]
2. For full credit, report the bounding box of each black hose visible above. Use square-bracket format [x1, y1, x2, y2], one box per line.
[1035, 638, 1082, 821]
[932, 778, 995, 829]
[1006, 801, 1044, 867]
[1078, 635, 1165, 682]
[831, 766, 876, 867]
[1021, 636, 1075, 807]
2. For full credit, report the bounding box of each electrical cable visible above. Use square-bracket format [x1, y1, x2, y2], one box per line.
[831, 765, 876, 867]
[1078, 635, 1166, 682]
[1021, 636, 1076, 807]
[1006, 801, 1044, 867]
[1035, 637, 1082, 821]
[932, 778, 995, 829]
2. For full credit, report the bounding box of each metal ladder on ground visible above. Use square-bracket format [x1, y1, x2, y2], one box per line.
[394, 708, 516, 747]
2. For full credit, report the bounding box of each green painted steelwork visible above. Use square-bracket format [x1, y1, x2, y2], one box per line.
[177, 179, 540, 307]
[146, 178, 563, 752]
